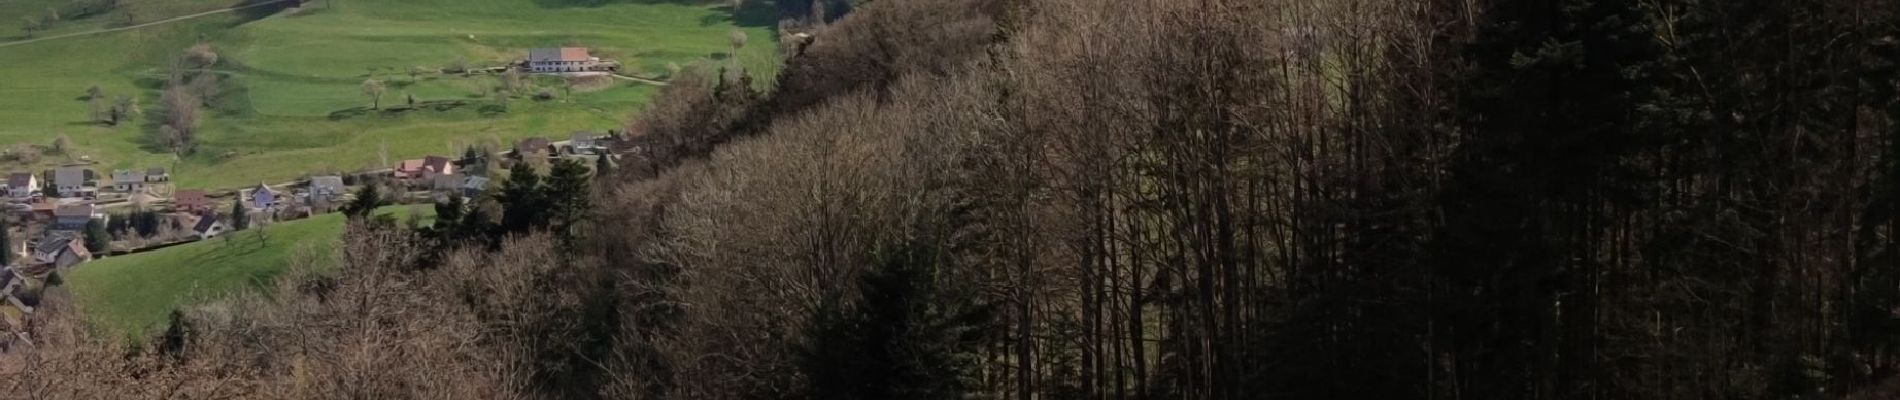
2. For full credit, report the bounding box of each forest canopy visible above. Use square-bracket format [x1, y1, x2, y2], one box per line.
[7, 0, 1900, 399]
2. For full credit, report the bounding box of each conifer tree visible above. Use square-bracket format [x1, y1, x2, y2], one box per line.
[498, 161, 546, 233]
[229, 199, 249, 231]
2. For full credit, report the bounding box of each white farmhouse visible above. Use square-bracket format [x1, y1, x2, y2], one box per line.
[526, 47, 619, 73]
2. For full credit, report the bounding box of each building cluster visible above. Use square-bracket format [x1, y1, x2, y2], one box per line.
[0, 103, 631, 351]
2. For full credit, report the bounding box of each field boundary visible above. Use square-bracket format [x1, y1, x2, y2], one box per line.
[0, 0, 297, 49]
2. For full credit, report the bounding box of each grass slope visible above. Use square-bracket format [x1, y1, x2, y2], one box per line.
[65, 205, 435, 339]
[0, 0, 777, 189]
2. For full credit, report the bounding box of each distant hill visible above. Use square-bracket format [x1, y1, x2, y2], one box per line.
[0, 0, 777, 190]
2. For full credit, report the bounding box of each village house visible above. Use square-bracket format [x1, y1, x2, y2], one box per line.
[111, 169, 146, 192]
[569, 131, 606, 155]
[308, 176, 345, 201]
[32, 234, 91, 270]
[6, 173, 36, 200]
[25, 200, 58, 221]
[525, 47, 619, 73]
[398, 156, 456, 182]
[175, 190, 209, 214]
[463, 175, 490, 197]
[432, 173, 465, 194]
[424, 156, 455, 178]
[145, 167, 170, 183]
[515, 137, 552, 159]
[249, 183, 280, 210]
[191, 212, 225, 240]
[394, 159, 427, 180]
[50, 167, 94, 198]
[50, 203, 103, 231]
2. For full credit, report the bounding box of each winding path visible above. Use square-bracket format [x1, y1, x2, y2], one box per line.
[0, 0, 297, 49]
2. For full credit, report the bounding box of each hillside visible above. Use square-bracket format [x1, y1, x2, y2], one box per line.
[0, 0, 777, 190]
[64, 205, 433, 339]
[10, 0, 1900, 399]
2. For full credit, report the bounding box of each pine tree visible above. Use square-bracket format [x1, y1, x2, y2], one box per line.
[1431, 0, 1661, 396]
[594, 154, 616, 182]
[798, 242, 994, 400]
[498, 161, 546, 233]
[0, 222, 12, 267]
[346, 183, 382, 218]
[84, 218, 110, 254]
[230, 198, 249, 230]
[544, 158, 592, 237]
[433, 193, 466, 238]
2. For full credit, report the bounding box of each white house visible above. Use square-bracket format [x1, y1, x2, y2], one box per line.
[51, 167, 92, 198]
[192, 213, 225, 240]
[6, 173, 37, 200]
[569, 131, 606, 155]
[111, 169, 146, 192]
[145, 167, 170, 183]
[526, 48, 619, 73]
[308, 176, 345, 201]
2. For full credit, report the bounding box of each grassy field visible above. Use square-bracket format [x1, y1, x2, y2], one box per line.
[65, 205, 436, 339]
[0, 0, 779, 189]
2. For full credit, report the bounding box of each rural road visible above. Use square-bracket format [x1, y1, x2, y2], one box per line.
[611, 74, 670, 86]
[0, 0, 297, 49]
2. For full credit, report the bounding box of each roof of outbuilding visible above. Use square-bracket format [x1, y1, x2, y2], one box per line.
[176, 190, 207, 206]
[53, 167, 86, 186]
[423, 156, 454, 172]
[7, 172, 33, 188]
[113, 169, 145, 183]
[310, 176, 344, 189]
[529, 47, 592, 62]
[193, 213, 220, 233]
[35, 236, 72, 255]
[517, 137, 551, 153]
[52, 204, 93, 217]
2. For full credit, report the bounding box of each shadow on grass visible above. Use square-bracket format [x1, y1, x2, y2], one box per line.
[702, 2, 779, 28]
[327, 100, 474, 120]
[230, 0, 302, 26]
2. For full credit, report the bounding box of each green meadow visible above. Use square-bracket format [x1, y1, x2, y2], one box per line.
[0, 0, 779, 189]
[65, 205, 436, 339]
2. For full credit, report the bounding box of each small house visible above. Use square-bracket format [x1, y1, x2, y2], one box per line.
[191, 213, 225, 240]
[423, 156, 456, 178]
[463, 175, 490, 197]
[515, 137, 552, 158]
[50, 204, 101, 231]
[32, 235, 90, 269]
[175, 190, 209, 213]
[111, 169, 146, 192]
[26, 200, 57, 221]
[308, 176, 345, 200]
[249, 183, 280, 210]
[51, 167, 92, 198]
[395, 159, 427, 180]
[432, 173, 464, 193]
[569, 131, 605, 155]
[145, 167, 170, 183]
[6, 173, 37, 200]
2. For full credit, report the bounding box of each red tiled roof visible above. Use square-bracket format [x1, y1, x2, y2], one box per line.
[176, 190, 207, 207]
[562, 47, 590, 61]
[423, 156, 453, 173]
[397, 159, 426, 172]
